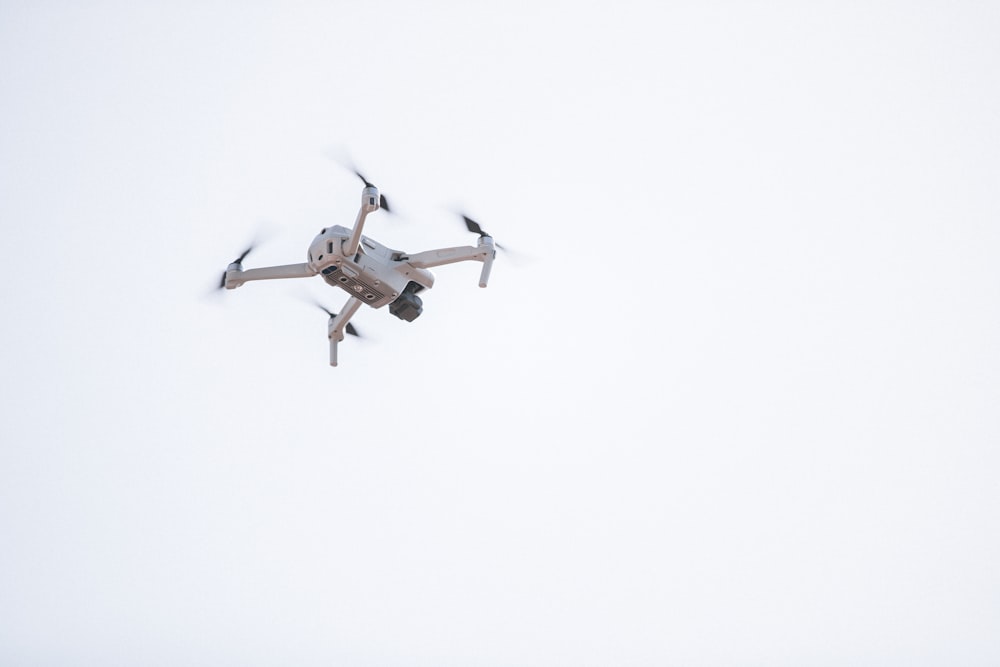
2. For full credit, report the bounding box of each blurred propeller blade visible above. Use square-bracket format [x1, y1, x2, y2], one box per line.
[460, 213, 507, 251]
[326, 149, 396, 215]
[462, 214, 486, 236]
[345, 159, 393, 214]
[234, 245, 254, 264]
[215, 244, 256, 290]
[314, 301, 360, 336]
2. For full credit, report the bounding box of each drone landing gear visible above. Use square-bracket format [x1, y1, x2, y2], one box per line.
[327, 297, 363, 367]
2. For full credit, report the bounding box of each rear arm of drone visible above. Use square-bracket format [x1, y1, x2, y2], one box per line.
[327, 297, 363, 366]
[405, 237, 496, 287]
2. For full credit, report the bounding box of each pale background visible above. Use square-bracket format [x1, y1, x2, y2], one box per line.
[1, 1, 998, 665]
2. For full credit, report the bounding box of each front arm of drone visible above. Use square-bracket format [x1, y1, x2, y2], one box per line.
[404, 235, 496, 288]
[223, 185, 382, 291]
[223, 261, 317, 289]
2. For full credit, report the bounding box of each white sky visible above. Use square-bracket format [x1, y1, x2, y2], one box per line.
[2, 1, 999, 665]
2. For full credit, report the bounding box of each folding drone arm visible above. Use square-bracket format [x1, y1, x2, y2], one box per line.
[342, 186, 382, 258]
[404, 236, 496, 287]
[327, 296, 363, 367]
[224, 262, 317, 289]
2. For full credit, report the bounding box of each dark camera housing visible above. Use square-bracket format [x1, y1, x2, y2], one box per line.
[389, 282, 424, 322]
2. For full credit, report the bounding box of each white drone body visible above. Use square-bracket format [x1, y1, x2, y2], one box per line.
[222, 185, 496, 366]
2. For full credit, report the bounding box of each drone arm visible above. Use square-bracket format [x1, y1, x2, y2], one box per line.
[405, 245, 486, 268]
[405, 237, 496, 287]
[328, 296, 363, 367]
[226, 262, 317, 289]
[342, 186, 381, 258]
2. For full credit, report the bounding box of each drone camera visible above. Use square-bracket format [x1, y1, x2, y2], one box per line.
[389, 282, 424, 322]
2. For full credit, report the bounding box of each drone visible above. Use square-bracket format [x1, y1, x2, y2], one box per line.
[218, 168, 499, 367]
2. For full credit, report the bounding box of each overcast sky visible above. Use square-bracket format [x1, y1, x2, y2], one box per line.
[1, 1, 999, 665]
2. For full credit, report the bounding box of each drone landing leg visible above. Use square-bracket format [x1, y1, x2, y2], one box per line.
[478, 250, 495, 288]
[328, 296, 363, 367]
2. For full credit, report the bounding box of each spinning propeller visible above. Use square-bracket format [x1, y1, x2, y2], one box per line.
[325, 147, 395, 213]
[350, 166, 391, 213]
[217, 244, 255, 289]
[314, 301, 360, 337]
[460, 213, 507, 251]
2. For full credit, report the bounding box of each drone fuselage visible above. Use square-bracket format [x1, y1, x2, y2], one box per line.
[307, 225, 434, 312]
